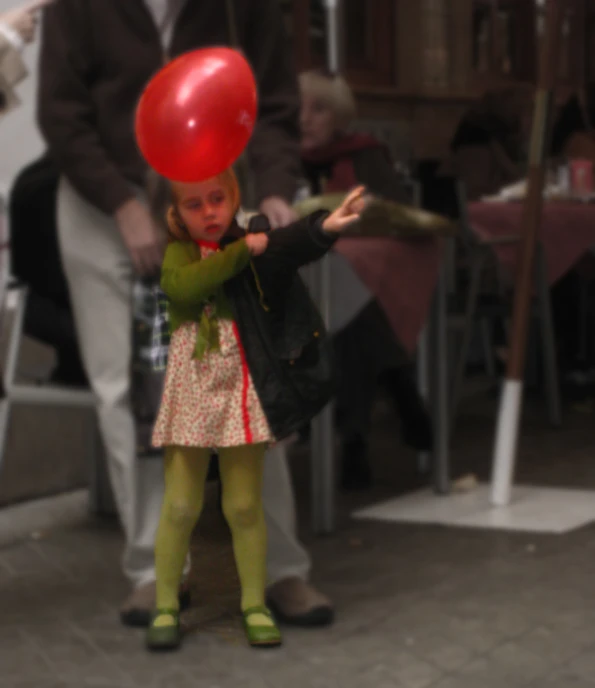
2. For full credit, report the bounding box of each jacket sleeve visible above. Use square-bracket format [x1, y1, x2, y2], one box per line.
[161, 240, 251, 307]
[252, 211, 335, 275]
[242, 0, 301, 205]
[36, 2, 134, 215]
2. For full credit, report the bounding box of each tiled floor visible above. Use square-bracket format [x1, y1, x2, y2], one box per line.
[1, 392, 595, 687]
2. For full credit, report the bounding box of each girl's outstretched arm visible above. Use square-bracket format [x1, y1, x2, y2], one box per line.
[253, 186, 366, 274]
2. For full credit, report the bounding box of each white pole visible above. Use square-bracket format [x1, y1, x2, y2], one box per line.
[489, 0, 566, 506]
[490, 379, 523, 505]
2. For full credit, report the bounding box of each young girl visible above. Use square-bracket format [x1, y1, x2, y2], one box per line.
[147, 167, 363, 651]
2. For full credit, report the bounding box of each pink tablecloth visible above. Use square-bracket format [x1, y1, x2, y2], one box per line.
[468, 201, 595, 285]
[335, 237, 443, 353]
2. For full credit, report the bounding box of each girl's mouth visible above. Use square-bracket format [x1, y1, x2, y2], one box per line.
[205, 224, 220, 234]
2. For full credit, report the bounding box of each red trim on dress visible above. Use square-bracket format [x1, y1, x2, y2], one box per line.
[195, 239, 220, 250]
[231, 322, 253, 444]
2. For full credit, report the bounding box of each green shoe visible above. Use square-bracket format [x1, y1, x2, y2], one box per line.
[146, 608, 181, 652]
[242, 605, 282, 648]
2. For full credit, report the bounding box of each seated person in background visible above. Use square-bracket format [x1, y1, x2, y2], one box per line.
[299, 68, 433, 490]
[550, 85, 595, 163]
[447, 86, 530, 200]
[549, 86, 595, 381]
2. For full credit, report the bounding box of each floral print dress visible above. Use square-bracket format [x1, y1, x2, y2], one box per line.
[151, 245, 274, 449]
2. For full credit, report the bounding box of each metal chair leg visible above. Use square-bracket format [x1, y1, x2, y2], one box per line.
[480, 318, 496, 378]
[310, 255, 334, 535]
[4, 287, 26, 391]
[578, 277, 589, 363]
[430, 262, 450, 495]
[450, 248, 486, 428]
[0, 397, 11, 475]
[416, 326, 430, 474]
[0, 288, 25, 474]
[536, 244, 561, 427]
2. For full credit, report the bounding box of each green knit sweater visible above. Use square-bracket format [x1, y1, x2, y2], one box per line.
[160, 239, 251, 359]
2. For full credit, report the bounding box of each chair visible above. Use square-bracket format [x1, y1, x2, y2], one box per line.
[353, 118, 447, 479]
[449, 181, 561, 430]
[0, 191, 110, 514]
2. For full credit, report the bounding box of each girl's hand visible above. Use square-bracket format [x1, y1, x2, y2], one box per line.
[246, 233, 269, 256]
[322, 186, 367, 233]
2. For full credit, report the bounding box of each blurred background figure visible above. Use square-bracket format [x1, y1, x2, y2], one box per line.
[3, 1, 86, 391]
[0, 0, 56, 398]
[298, 69, 433, 490]
[447, 86, 531, 201]
[551, 85, 595, 164]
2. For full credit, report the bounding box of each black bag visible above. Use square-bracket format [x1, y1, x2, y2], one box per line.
[9, 155, 88, 387]
[9, 155, 66, 303]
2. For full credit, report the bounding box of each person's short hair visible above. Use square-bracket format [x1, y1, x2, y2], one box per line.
[299, 68, 357, 130]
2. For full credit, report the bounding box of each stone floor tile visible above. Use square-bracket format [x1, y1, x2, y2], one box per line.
[530, 666, 595, 687]
[404, 632, 476, 672]
[566, 650, 595, 682]
[518, 625, 590, 666]
[3, 398, 595, 688]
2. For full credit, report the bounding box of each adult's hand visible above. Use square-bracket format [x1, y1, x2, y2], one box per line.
[115, 198, 166, 276]
[0, 0, 53, 44]
[259, 195, 298, 229]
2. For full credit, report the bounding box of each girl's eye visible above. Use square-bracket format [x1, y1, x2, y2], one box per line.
[209, 192, 225, 206]
[186, 200, 202, 211]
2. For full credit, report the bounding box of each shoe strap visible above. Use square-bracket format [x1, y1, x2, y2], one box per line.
[243, 605, 272, 620]
[152, 607, 180, 619]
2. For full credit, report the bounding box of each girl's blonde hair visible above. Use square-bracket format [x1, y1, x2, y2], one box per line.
[167, 167, 241, 242]
[299, 69, 357, 130]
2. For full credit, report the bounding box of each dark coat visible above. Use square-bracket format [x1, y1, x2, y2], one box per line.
[225, 212, 335, 440]
[38, 0, 300, 214]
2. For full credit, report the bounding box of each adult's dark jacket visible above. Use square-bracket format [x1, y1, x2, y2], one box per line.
[37, 0, 301, 215]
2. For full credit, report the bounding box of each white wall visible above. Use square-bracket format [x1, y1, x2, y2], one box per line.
[0, 0, 45, 196]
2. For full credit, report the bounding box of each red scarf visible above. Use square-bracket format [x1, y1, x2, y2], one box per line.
[301, 133, 387, 192]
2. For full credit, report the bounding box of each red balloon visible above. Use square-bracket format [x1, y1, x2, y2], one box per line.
[135, 47, 258, 182]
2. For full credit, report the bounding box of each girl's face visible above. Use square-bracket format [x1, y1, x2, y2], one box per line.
[174, 178, 235, 243]
[300, 91, 338, 152]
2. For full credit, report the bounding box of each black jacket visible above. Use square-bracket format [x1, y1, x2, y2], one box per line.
[222, 212, 335, 439]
